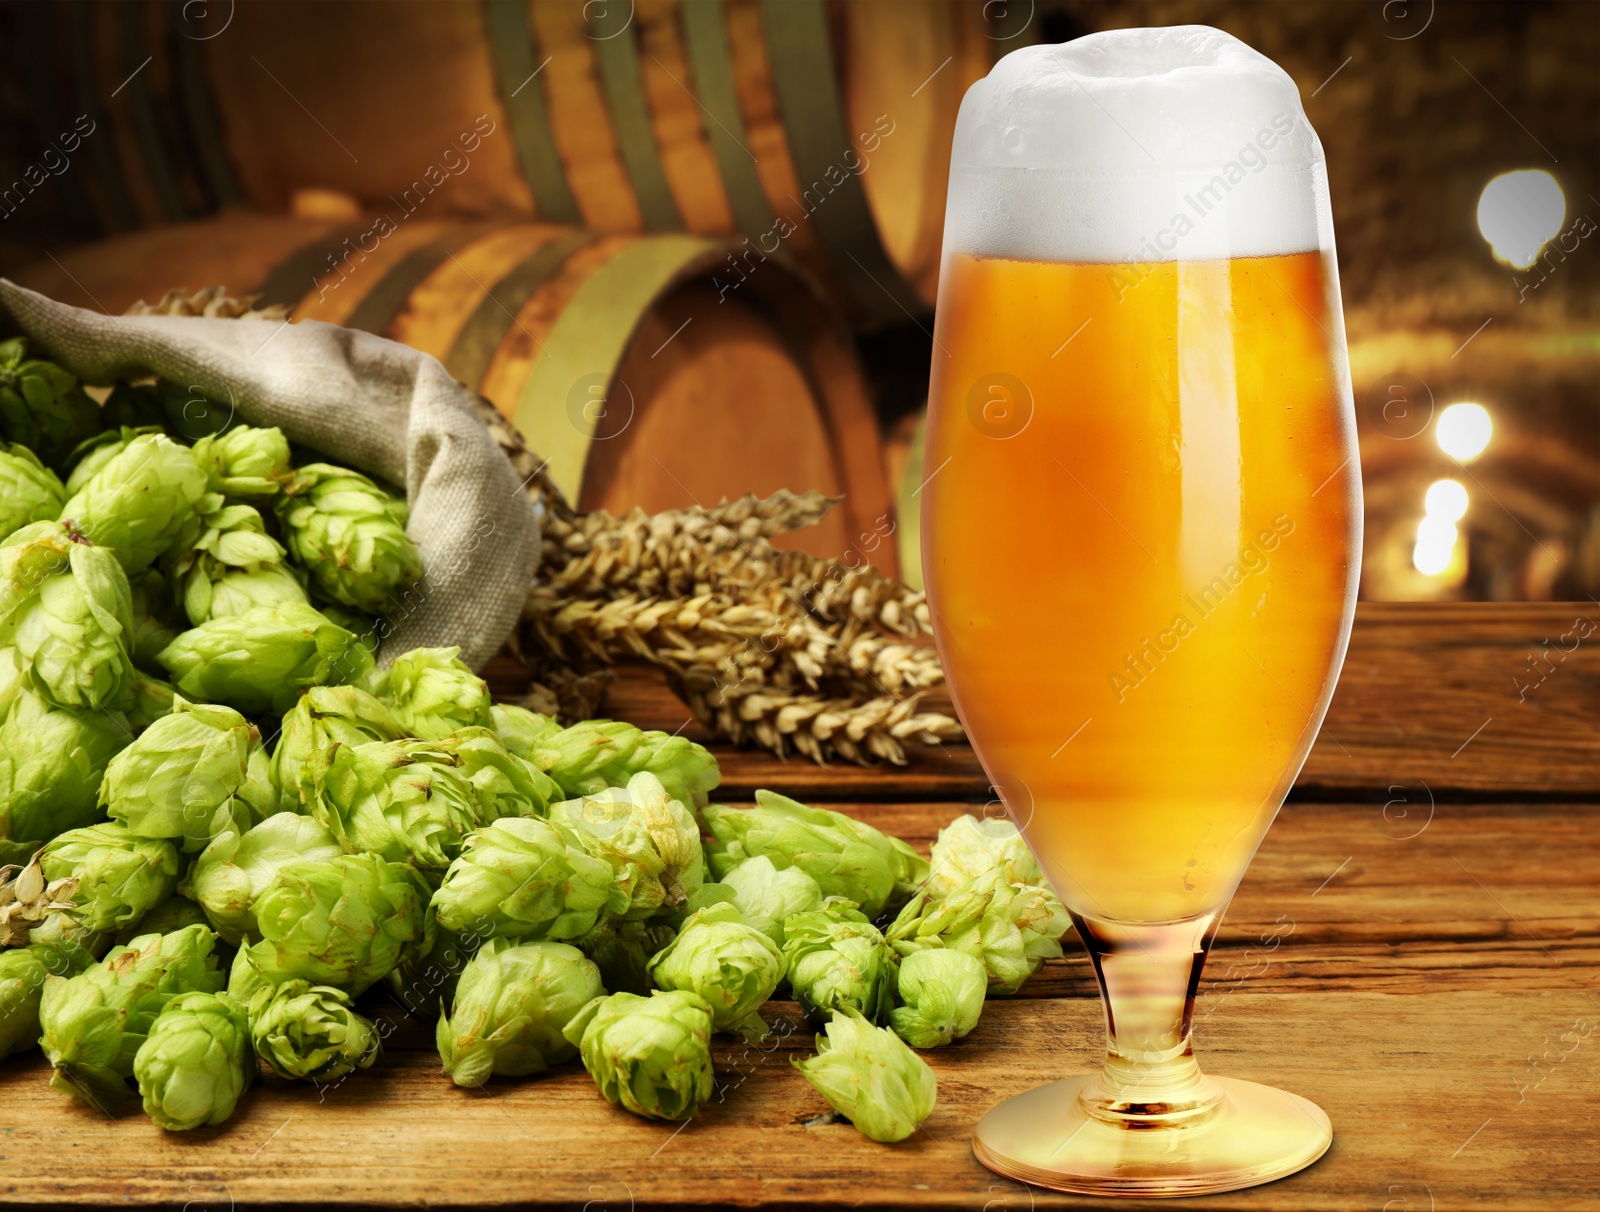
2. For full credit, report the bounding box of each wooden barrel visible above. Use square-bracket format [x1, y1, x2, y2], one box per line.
[26, 0, 1032, 326]
[15, 214, 895, 571]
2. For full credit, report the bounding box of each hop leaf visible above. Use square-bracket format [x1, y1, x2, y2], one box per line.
[276, 463, 421, 613]
[0, 442, 65, 537]
[246, 853, 432, 995]
[133, 990, 252, 1130]
[793, 1010, 937, 1143]
[248, 978, 378, 1082]
[888, 949, 986, 1049]
[563, 990, 715, 1121]
[58, 433, 209, 573]
[38, 923, 225, 1110]
[647, 902, 783, 1037]
[156, 603, 374, 716]
[782, 899, 898, 1025]
[702, 791, 927, 919]
[437, 938, 603, 1086]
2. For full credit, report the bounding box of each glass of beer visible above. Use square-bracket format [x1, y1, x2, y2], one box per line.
[923, 26, 1360, 1196]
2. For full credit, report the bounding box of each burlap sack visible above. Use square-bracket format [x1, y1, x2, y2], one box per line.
[0, 280, 538, 672]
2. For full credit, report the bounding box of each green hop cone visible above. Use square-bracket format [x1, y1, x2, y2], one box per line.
[156, 602, 375, 716]
[269, 684, 404, 813]
[571, 917, 676, 997]
[248, 978, 378, 1082]
[0, 683, 129, 866]
[431, 816, 613, 942]
[100, 696, 258, 852]
[38, 923, 225, 1110]
[0, 522, 137, 712]
[190, 424, 292, 497]
[794, 1009, 938, 1143]
[0, 338, 102, 472]
[316, 603, 379, 653]
[720, 855, 823, 948]
[367, 645, 492, 740]
[170, 503, 308, 624]
[535, 719, 721, 809]
[276, 463, 422, 613]
[782, 899, 898, 1025]
[133, 990, 252, 1130]
[436, 726, 557, 821]
[563, 989, 715, 1122]
[124, 669, 178, 730]
[925, 814, 1044, 899]
[306, 739, 483, 872]
[553, 772, 705, 920]
[490, 703, 561, 763]
[63, 426, 163, 497]
[101, 382, 166, 432]
[438, 938, 604, 1087]
[0, 943, 93, 1059]
[32, 822, 184, 941]
[885, 868, 1070, 996]
[58, 433, 209, 573]
[647, 902, 783, 1039]
[246, 852, 432, 995]
[888, 949, 986, 1049]
[114, 893, 208, 947]
[186, 812, 341, 946]
[702, 791, 928, 920]
[0, 442, 65, 536]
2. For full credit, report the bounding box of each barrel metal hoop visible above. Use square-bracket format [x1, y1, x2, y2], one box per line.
[482, 0, 583, 226]
[343, 223, 502, 339]
[444, 229, 597, 391]
[256, 222, 386, 312]
[588, 4, 684, 233]
[514, 234, 720, 502]
[115, 0, 190, 223]
[757, 0, 925, 325]
[678, 0, 775, 240]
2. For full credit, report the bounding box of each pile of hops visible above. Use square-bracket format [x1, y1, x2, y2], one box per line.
[474, 398, 965, 766]
[0, 335, 1064, 1141]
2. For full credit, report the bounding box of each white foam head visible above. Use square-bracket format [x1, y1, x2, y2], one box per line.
[944, 26, 1332, 263]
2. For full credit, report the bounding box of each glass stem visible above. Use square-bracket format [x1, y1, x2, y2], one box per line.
[1072, 911, 1224, 1128]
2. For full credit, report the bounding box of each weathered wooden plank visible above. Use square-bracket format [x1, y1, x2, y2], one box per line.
[1, 990, 1593, 1209]
[489, 602, 1600, 799]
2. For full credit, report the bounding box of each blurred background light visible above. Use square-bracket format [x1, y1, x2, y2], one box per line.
[1424, 478, 1470, 522]
[1436, 403, 1493, 462]
[1413, 514, 1460, 576]
[1476, 170, 1566, 268]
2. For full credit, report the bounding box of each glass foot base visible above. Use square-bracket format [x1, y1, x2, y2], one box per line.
[972, 1074, 1332, 1198]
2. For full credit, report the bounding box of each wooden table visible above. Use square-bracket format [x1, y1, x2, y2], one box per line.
[2, 603, 1596, 1210]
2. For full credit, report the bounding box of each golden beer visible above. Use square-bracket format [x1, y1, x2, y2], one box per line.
[925, 249, 1357, 923]
[927, 23, 1361, 1196]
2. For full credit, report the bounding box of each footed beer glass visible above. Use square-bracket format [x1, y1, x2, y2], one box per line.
[923, 26, 1361, 1197]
